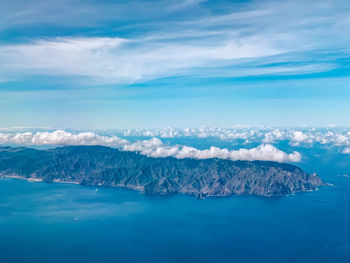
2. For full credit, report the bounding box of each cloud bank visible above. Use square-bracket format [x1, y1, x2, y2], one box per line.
[117, 127, 350, 148]
[122, 138, 301, 162]
[0, 130, 301, 163]
[0, 130, 128, 147]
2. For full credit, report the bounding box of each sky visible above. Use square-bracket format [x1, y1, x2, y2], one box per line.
[1, 0, 350, 129]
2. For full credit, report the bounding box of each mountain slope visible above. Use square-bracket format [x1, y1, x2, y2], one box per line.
[0, 146, 323, 197]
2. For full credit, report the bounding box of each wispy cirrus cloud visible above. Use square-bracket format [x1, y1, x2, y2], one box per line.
[0, 35, 281, 84]
[1, 0, 350, 129]
[0, 0, 349, 85]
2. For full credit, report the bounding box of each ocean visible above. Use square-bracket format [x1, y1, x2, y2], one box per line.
[0, 141, 350, 263]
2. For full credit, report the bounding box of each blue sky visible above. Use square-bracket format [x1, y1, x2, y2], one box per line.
[0, 0, 350, 129]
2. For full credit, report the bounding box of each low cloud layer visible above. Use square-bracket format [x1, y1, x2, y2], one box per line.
[0, 130, 128, 147]
[123, 138, 301, 163]
[117, 127, 350, 149]
[0, 130, 301, 163]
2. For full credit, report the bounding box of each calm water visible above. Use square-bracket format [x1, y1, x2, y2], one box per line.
[0, 146, 350, 263]
[0, 178, 349, 263]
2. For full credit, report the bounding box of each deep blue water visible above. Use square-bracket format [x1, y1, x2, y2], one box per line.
[1, 145, 350, 263]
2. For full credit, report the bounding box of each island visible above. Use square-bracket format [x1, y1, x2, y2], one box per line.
[0, 146, 323, 198]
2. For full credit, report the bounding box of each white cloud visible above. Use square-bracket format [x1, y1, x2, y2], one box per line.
[0, 36, 280, 84]
[0, 130, 128, 147]
[342, 148, 350, 154]
[116, 127, 350, 148]
[3, 127, 350, 160]
[1, 0, 349, 84]
[292, 131, 308, 142]
[122, 138, 301, 162]
[0, 130, 301, 163]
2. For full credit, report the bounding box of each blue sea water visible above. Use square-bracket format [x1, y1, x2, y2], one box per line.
[0, 144, 350, 263]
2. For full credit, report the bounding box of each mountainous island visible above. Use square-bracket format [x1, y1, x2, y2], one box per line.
[0, 146, 323, 198]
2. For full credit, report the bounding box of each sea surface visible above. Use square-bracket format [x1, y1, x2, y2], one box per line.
[0, 142, 350, 263]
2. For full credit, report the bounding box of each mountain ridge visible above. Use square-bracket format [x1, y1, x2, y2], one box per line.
[0, 145, 323, 198]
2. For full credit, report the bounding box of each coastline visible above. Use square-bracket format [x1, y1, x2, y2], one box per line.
[0, 173, 325, 199]
[0, 174, 43, 182]
[0, 175, 79, 185]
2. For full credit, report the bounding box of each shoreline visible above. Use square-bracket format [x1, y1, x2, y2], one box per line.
[0, 175, 79, 185]
[0, 174, 43, 182]
[0, 174, 325, 199]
